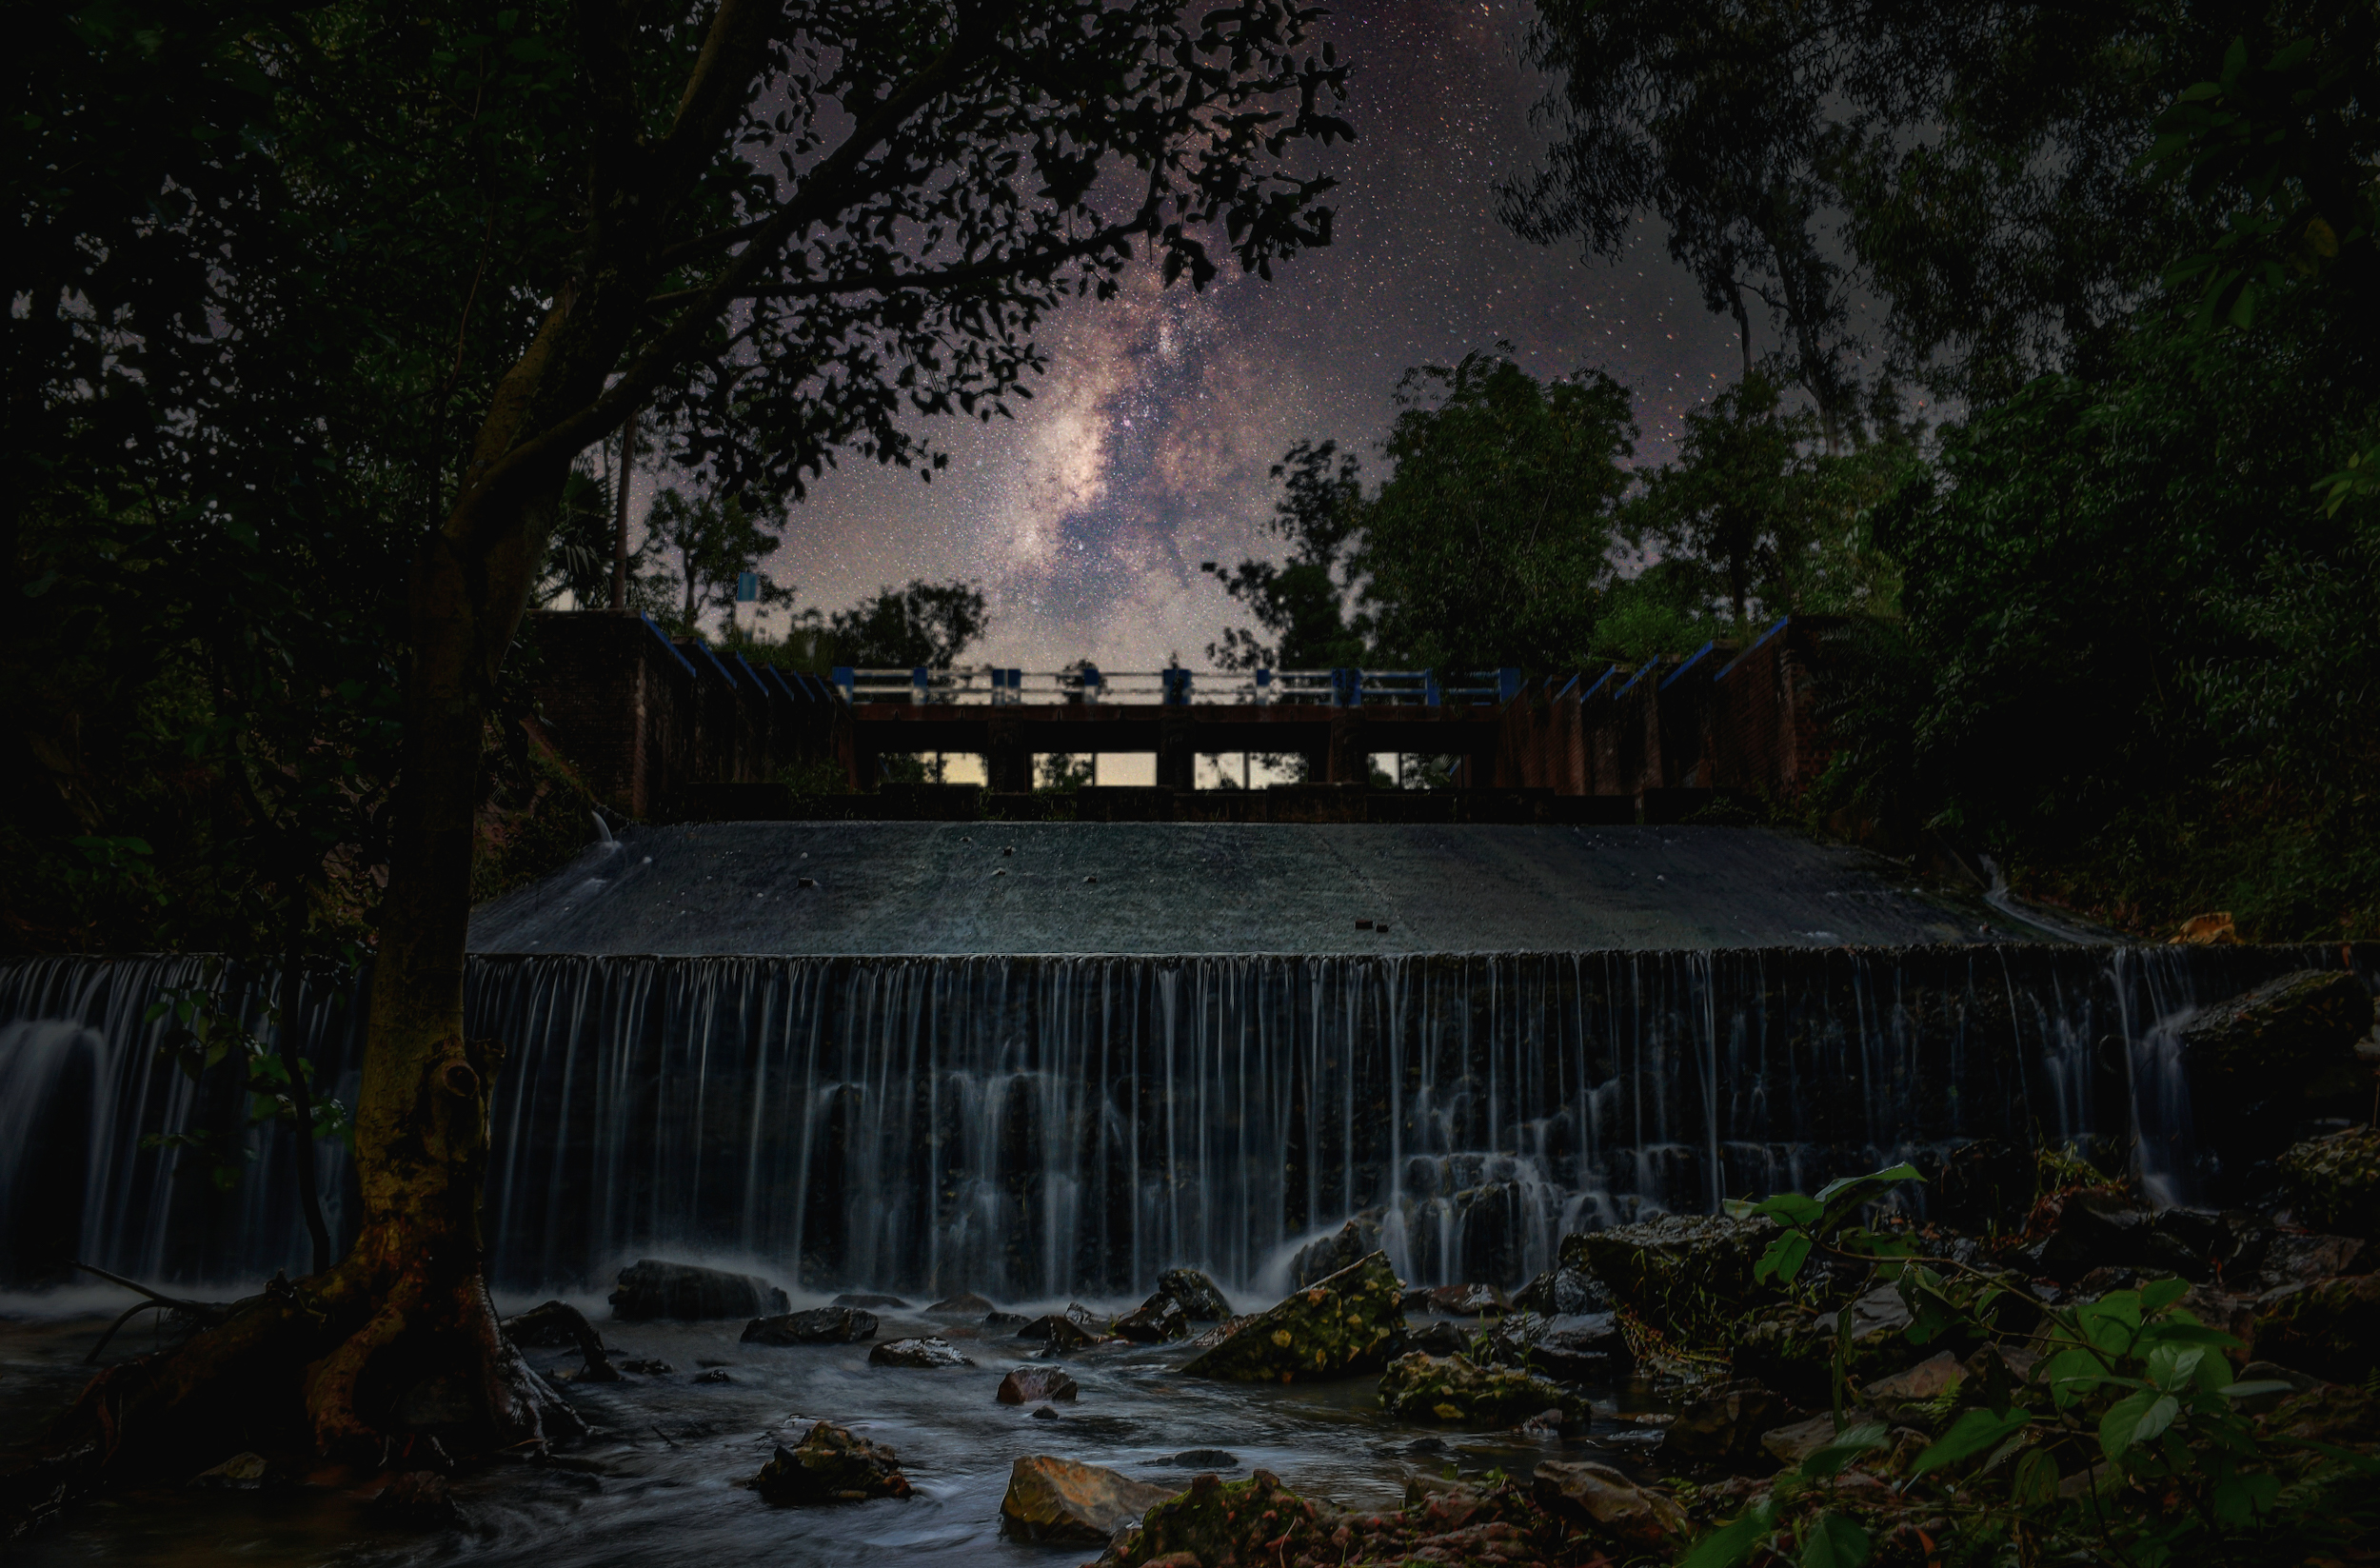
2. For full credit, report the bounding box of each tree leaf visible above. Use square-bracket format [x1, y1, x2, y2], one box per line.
[2010, 1446, 2060, 1507]
[1803, 1421, 1892, 1479]
[1679, 1500, 1776, 1568]
[1912, 1407, 2033, 1476]
[1799, 1510, 1872, 1568]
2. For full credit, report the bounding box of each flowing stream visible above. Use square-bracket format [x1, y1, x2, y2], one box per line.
[2, 944, 2359, 1298]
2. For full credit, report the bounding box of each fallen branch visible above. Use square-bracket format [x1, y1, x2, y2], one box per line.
[72, 1262, 236, 1365]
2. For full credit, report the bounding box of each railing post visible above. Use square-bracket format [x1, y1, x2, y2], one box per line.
[1423, 668, 1441, 707]
[1253, 668, 1272, 706]
[1161, 667, 1191, 705]
[912, 665, 930, 705]
[1497, 667, 1524, 704]
[831, 665, 856, 704]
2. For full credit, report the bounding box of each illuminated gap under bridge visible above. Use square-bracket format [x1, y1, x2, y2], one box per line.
[837, 665, 1524, 792]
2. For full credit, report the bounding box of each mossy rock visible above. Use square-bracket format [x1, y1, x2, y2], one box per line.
[751, 1420, 913, 1505]
[2279, 1126, 2380, 1239]
[1377, 1351, 1583, 1425]
[2254, 1272, 2380, 1385]
[1180, 1250, 1403, 1382]
[1094, 1469, 1335, 1566]
[1571, 1213, 1780, 1340]
[2180, 969, 2372, 1099]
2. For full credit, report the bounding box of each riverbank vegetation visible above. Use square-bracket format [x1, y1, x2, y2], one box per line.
[1210, 2, 2377, 943]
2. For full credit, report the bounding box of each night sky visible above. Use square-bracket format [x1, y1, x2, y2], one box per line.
[713, 0, 1742, 672]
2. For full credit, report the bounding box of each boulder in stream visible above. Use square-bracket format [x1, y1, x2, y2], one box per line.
[927, 1291, 997, 1316]
[833, 1291, 910, 1309]
[743, 1307, 878, 1345]
[1934, 1138, 2035, 1234]
[1570, 1213, 1779, 1337]
[1091, 1469, 1331, 1565]
[997, 1455, 1175, 1544]
[1110, 1292, 1188, 1343]
[867, 1337, 974, 1368]
[1180, 1250, 1404, 1382]
[1156, 1268, 1232, 1320]
[1529, 1459, 1689, 1549]
[1402, 1282, 1508, 1317]
[607, 1259, 788, 1321]
[751, 1420, 914, 1504]
[1377, 1351, 1581, 1425]
[1288, 1212, 1383, 1287]
[1511, 1242, 1616, 1317]
[1663, 1379, 1788, 1460]
[2181, 968, 2372, 1098]
[1487, 1310, 1628, 1382]
[996, 1366, 1079, 1404]
[1017, 1304, 1104, 1350]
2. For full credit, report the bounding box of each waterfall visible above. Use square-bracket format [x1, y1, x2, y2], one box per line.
[0, 945, 2364, 1298]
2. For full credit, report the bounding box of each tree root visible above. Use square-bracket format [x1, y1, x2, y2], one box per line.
[500, 1300, 620, 1382]
[6, 1259, 583, 1542]
[74, 1262, 236, 1366]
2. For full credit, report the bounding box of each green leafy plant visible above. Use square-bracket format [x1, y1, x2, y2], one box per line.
[141, 969, 353, 1204]
[1693, 1163, 2378, 1568]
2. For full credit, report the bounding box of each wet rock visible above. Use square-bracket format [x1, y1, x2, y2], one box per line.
[1378, 1351, 1582, 1425]
[1665, 1379, 1787, 1460]
[2145, 1206, 2253, 1281]
[1093, 1469, 1329, 1566]
[2280, 1126, 2380, 1239]
[1405, 1320, 1468, 1356]
[1402, 1282, 1508, 1317]
[620, 1359, 674, 1375]
[1489, 1310, 1628, 1383]
[2231, 1360, 2321, 1416]
[1860, 1351, 1964, 1418]
[983, 1310, 1031, 1329]
[1017, 1310, 1101, 1350]
[2182, 969, 2373, 1097]
[1934, 1138, 2034, 1234]
[1529, 1459, 1688, 1548]
[1183, 1312, 1256, 1350]
[1761, 1410, 1880, 1467]
[370, 1471, 465, 1529]
[2017, 1185, 2152, 1281]
[2252, 1271, 2380, 1383]
[1511, 1241, 1617, 1318]
[1156, 1268, 1232, 1320]
[1168, 1449, 1238, 1468]
[832, 1292, 909, 1309]
[752, 1420, 914, 1504]
[2260, 1230, 2369, 1288]
[997, 1366, 1080, 1404]
[1730, 1305, 1835, 1406]
[2258, 1382, 2380, 1447]
[997, 1455, 1175, 1544]
[2070, 1264, 2141, 1300]
[926, 1292, 996, 1316]
[1111, 1292, 1189, 1343]
[691, 1367, 732, 1384]
[607, 1259, 789, 1321]
[1289, 1212, 1385, 1287]
[1180, 1251, 1404, 1382]
[189, 1452, 280, 1490]
[742, 1307, 878, 1345]
[1572, 1213, 1780, 1337]
[866, 1337, 974, 1369]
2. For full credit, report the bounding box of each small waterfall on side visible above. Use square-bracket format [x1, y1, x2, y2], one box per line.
[1, 945, 2366, 1298]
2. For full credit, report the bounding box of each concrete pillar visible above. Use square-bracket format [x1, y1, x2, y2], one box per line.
[1326, 710, 1368, 784]
[986, 715, 1033, 793]
[1156, 712, 1195, 792]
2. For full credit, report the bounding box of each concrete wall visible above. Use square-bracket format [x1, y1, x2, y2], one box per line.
[524, 611, 842, 820]
[1474, 616, 1845, 814]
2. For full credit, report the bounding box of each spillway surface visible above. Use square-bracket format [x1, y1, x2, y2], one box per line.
[467, 820, 2020, 954]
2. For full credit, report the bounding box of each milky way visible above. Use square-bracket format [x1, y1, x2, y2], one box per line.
[706, 0, 1743, 672]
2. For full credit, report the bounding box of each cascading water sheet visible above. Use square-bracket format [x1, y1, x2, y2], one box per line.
[0, 944, 2355, 1297]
